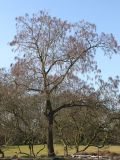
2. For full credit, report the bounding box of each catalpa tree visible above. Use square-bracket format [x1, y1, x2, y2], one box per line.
[10, 11, 120, 156]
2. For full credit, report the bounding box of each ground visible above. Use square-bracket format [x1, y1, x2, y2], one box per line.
[1, 145, 120, 157]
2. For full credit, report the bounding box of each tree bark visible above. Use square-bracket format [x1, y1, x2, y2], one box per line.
[75, 145, 79, 153]
[45, 99, 55, 157]
[64, 145, 68, 156]
[47, 114, 55, 157]
[0, 149, 4, 158]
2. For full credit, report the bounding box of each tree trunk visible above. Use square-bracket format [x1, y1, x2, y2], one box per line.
[48, 114, 55, 157]
[75, 145, 79, 153]
[0, 149, 4, 158]
[64, 145, 68, 156]
[29, 144, 32, 156]
[45, 99, 55, 157]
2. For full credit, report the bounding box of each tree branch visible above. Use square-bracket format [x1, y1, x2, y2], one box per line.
[53, 100, 88, 115]
[50, 44, 99, 93]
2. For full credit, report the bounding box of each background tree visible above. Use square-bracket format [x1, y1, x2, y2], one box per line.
[0, 69, 47, 157]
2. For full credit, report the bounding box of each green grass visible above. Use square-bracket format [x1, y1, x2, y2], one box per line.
[2, 144, 120, 157]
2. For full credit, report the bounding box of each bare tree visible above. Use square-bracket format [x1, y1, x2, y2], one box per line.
[10, 11, 120, 156]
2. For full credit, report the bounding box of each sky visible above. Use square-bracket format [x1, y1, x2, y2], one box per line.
[0, 0, 120, 80]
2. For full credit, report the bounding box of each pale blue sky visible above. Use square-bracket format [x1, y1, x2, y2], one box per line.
[0, 0, 120, 80]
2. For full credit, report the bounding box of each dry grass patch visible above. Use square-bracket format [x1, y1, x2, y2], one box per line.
[2, 144, 120, 157]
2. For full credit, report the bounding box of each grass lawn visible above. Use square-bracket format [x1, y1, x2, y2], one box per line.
[2, 144, 120, 157]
